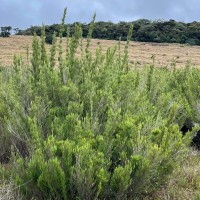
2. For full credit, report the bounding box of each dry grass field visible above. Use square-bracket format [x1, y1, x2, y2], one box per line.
[1, 35, 200, 67]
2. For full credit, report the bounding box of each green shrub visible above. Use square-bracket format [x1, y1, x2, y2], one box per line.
[45, 34, 53, 44]
[0, 9, 199, 200]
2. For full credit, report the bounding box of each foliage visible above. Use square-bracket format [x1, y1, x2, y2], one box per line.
[45, 34, 53, 44]
[0, 26, 12, 37]
[0, 10, 200, 200]
[149, 150, 200, 200]
[18, 19, 200, 45]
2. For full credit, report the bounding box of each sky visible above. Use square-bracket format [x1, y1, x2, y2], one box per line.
[1, 0, 200, 29]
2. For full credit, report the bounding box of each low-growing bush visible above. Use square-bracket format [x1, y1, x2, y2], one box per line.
[45, 34, 53, 44]
[0, 9, 199, 200]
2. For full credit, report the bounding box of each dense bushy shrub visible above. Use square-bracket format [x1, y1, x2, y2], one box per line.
[0, 9, 200, 200]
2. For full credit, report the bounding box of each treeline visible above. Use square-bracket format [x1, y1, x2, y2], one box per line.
[17, 19, 200, 45]
[0, 26, 22, 37]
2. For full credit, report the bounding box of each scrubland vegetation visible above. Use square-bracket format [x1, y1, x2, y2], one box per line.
[0, 9, 200, 199]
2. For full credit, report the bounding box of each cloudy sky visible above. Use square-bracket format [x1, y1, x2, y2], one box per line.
[1, 0, 200, 29]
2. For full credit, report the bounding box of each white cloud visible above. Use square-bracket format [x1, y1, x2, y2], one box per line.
[0, 0, 200, 29]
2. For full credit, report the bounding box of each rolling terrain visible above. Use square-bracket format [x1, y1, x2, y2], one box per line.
[1, 35, 200, 68]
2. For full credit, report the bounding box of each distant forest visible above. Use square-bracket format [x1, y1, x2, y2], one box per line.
[16, 19, 200, 45]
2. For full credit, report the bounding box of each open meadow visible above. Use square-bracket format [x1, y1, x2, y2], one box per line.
[1, 35, 200, 68]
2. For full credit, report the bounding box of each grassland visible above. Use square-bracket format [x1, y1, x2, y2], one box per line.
[1, 35, 200, 68]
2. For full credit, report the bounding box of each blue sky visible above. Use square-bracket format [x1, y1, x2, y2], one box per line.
[1, 0, 200, 29]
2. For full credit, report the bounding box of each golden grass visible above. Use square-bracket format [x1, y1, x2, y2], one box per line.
[1, 35, 200, 68]
[149, 149, 200, 200]
[0, 180, 24, 200]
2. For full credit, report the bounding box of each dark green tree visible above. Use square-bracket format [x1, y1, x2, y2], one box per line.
[0, 26, 12, 37]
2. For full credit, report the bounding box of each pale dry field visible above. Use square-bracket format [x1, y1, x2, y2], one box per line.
[1, 35, 200, 68]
